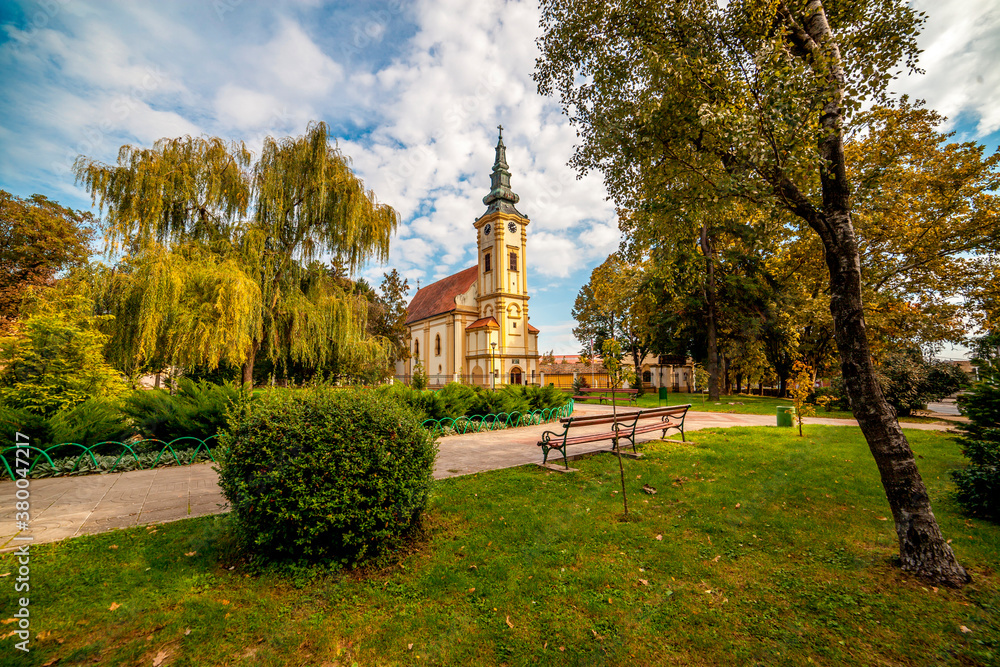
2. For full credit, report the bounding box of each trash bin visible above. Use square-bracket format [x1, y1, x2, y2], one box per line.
[658, 387, 669, 405]
[776, 406, 795, 427]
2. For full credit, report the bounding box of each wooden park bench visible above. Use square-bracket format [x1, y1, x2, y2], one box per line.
[570, 387, 640, 406]
[537, 404, 692, 469]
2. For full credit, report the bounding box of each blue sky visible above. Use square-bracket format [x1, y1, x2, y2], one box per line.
[1, 0, 998, 355]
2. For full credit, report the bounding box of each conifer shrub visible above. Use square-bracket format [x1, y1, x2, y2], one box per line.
[122, 378, 241, 444]
[951, 379, 1000, 521]
[218, 387, 437, 565]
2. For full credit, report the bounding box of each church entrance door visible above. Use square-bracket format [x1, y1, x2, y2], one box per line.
[509, 367, 522, 385]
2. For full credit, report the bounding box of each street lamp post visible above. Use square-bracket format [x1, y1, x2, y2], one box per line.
[491, 341, 497, 390]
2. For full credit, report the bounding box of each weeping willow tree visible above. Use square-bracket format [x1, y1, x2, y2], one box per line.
[76, 122, 399, 385]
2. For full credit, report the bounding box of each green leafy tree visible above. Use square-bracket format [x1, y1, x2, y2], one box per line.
[411, 356, 428, 390]
[372, 269, 411, 365]
[536, 0, 969, 584]
[573, 255, 656, 395]
[0, 191, 93, 334]
[75, 122, 398, 387]
[0, 287, 125, 416]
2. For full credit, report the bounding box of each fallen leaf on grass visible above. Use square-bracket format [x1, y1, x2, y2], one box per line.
[638, 579, 649, 586]
[109, 545, 118, 550]
[877, 517, 888, 522]
[655, 535, 663, 541]
[960, 625, 972, 634]
[1, 619, 14, 624]
[734, 503, 741, 509]
[41, 658, 58, 666]
[184, 628, 191, 636]
[153, 648, 171, 666]
[408, 643, 414, 650]
[641, 484, 657, 495]
[505, 616, 514, 629]
[184, 551, 197, 557]
[712, 555, 721, 562]
[468, 588, 476, 593]
[108, 602, 120, 611]
[0, 573, 9, 577]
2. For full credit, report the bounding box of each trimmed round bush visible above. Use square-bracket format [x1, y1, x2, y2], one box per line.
[218, 387, 437, 565]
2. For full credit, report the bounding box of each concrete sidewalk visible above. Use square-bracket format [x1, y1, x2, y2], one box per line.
[0, 407, 955, 550]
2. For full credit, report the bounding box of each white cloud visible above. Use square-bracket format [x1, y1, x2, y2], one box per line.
[214, 85, 286, 131]
[898, 0, 1000, 136]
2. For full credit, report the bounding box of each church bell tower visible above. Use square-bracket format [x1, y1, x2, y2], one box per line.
[473, 126, 535, 379]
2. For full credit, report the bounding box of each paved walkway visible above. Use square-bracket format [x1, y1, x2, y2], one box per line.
[0, 406, 956, 550]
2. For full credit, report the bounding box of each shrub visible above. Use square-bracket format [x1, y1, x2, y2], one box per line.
[807, 386, 841, 411]
[47, 398, 132, 453]
[218, 387, 437, 565]
[434, 382, 478, 418]
[875, 353, 970, 417]
[519, 384, 568, 411]
[875, 352, 929, 416]
[378, 383, 439, 421]
[951, 379, 1000, 521]
[468, 385, 530, 417]
[572, 375, 590, 394]
[122, 378, 241, 442]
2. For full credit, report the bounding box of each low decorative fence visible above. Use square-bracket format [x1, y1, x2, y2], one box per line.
[420, 399, 574, 437]
[1, 436, 221, 480]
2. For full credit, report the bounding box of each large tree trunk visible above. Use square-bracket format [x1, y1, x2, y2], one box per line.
[822, 215, 969, 586]
[701, 225, 721, 401]
[770, 0, 969, 587]
[242, 340, 260, 388]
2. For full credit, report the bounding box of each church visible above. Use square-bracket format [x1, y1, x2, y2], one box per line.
[395, 128, 540, 387]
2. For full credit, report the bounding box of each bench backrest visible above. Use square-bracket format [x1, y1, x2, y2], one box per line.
[559, 411, 642, 427]
[576, 387, 638, 394]
[636, 404, 692, 418]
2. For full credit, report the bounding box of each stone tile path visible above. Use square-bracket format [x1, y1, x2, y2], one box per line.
[0, 406, 956, 550]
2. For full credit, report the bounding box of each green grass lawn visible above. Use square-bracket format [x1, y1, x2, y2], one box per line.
[2, 426, 997, 666]
[574, 391, 947, 424]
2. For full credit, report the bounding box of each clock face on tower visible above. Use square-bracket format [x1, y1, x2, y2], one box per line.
[507, 221, 517, 234]
[483, 223, 491, 236]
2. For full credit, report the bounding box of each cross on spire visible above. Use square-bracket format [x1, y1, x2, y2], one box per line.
[497, 124, 503, 139]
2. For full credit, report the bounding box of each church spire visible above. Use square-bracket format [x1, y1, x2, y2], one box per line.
[482, 125, 523, 216]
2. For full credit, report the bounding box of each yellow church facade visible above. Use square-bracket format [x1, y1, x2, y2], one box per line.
[394, 129, 540, 387]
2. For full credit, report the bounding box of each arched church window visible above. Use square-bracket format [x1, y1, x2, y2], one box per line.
[435, 334, 441, 356]
[484, 253, 491, 272]
[509, 251, 518, 271]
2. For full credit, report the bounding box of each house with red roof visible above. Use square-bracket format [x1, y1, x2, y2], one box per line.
[395, 128, 540, 386]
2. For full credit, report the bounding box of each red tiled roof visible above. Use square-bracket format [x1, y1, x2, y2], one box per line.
[466, 316, 499, 330]
[405, 266, 478, 325]
[527, 323, 539, 333]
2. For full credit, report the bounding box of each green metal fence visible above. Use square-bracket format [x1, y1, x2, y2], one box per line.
[420, 399, 574, 437]
[1, 436, 221, 481]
